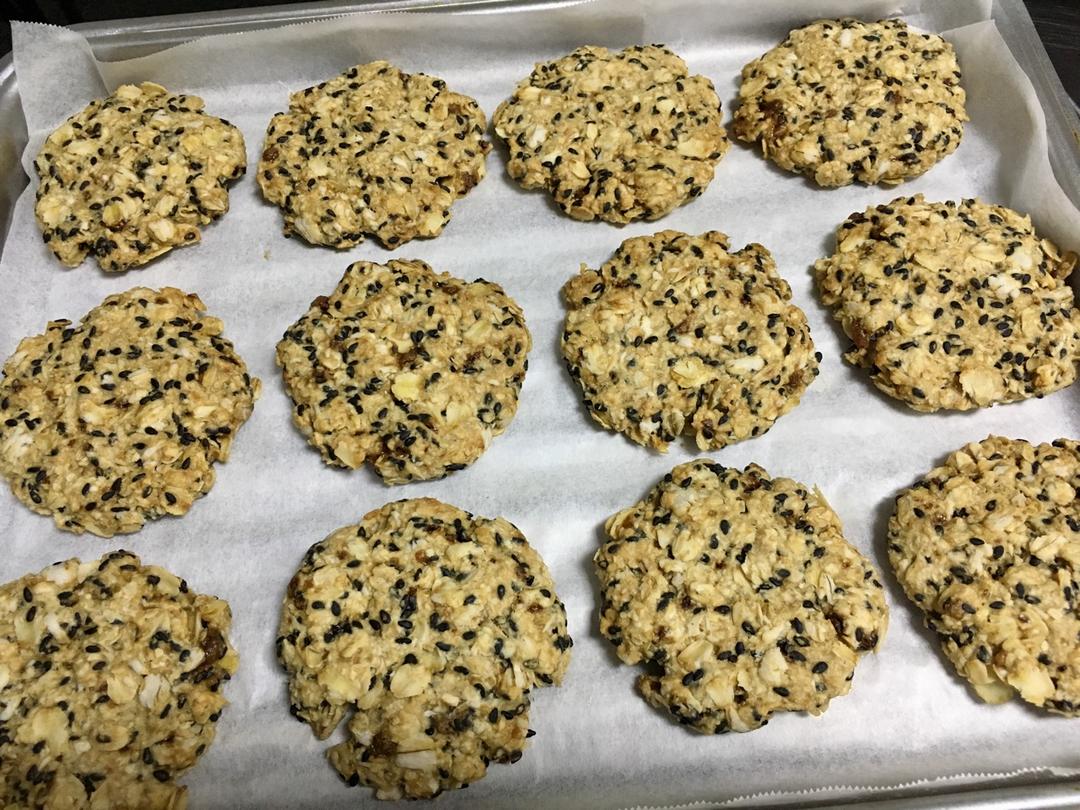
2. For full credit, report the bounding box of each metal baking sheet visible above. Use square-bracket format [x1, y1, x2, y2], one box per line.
[2, 2, 1080, 808]
[2, 0, 1079, 258]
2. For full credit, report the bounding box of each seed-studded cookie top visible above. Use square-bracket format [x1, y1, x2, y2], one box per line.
[277, 259, 530, 484]
[0, 287, 260, 537]
[562, 231, 818, 451]
[596, 461, 888, 733]
[814, 195, 1080, 411]
[34, 82, 246, 271]
[889, 436, 1080, 715]
[277, 498, 572, 800]
[493, 45, 728, 223]
[0, 550, 237, 809]
[258, 62, 490, 249]
[733, 19, 967, 187]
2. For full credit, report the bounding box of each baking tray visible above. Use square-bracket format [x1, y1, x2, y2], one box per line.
[1, 2, 1080, 808]
[1, 0, 1078, 262]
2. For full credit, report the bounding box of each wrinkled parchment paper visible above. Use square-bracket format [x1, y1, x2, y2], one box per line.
[5, 1, 1080, 807]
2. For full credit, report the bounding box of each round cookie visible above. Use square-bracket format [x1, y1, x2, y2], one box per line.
[277, 259, 530, 484]
[0, 287, 260, 537]
[493, 45, 728, 223]
[561, 230, 819, 452]
[889, 436, 1080, 715]
[35, 82, 246, 271]
[277, 498, 572, 800]
[258, 62, 490, 249]
[596, 460, 888, 733]
[814, 195, 1080, 411]
[0, 550, 237, 808]
[733, 18, 967, 187]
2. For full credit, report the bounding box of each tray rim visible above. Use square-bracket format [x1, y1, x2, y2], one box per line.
[0, 2, 1078, 806]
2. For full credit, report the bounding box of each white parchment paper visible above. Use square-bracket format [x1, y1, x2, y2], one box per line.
[5, 1, 1080, 807]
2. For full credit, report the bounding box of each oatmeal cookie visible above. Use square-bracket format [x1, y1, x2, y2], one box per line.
[277, 498, 572, 799]
[596, 460, 888, 732]
[562, 230, 818, 451]
[733, 18, 966, 186]
[277, 259, 529, 484]
[0, 550, 237, 809]
[0, 287, 260, 536]
[34, 82, 246, 271]
[258, 62, 490, 249]
[493, 45, 728, 222]
[889, 436, 1080, 715]
[814, 195, 1080, 411]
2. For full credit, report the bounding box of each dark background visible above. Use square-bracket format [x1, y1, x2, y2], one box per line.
[1, 0, 1078, 104]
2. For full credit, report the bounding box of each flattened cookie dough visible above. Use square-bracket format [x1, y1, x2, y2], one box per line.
[561, 230, 818, 451]
[733, 18, 967, 187]
[596, 461, 888, 733]
[277, 259, 530, 484]
[890, 436, 1080, 715]
[814, 195, 1080, 411]
[0, 550, 237, 809]
[493, 45, 728, 223]
[35, 82, 246, 271]
[0, 288, 260, 536]
[277, 498, 572, 800]
[258, 62, 490, 249]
